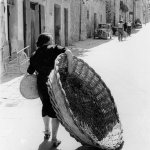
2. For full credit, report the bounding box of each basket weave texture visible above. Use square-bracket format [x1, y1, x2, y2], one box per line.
[47, 54, 124, 149]
[20, 74, 39, 99]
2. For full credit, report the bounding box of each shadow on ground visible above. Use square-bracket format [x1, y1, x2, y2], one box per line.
[75, 145, 102, 150]
[0, 29, 141, 84]
[0, 73, 23, 84]
[131, 28, 141, 35]
[68, 38, 112, 57]
[38, 141, 101, 150]
[38, 141, 60, 150]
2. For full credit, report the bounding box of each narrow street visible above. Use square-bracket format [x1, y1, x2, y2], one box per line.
[0, 23, 150, 150]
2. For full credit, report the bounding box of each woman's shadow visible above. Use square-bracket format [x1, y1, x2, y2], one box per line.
[38, 141, 104, 150]
[38, 141, 60, 150]
[75, 146, 102, 150]
[38, 141, 102, 150]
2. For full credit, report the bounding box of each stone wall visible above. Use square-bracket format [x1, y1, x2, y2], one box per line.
[86, 0, 106, 38]
[70, 0, 80, 43]
[1, 0, 107, 60]
[106, 0, 112, 24]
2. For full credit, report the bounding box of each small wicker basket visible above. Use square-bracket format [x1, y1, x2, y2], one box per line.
[47, 54, 124, 149]
[20, 74, 39, 99]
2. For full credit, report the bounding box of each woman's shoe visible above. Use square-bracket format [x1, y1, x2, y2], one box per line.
[52, 139, 61, 147]
[43, 130, 51, 141]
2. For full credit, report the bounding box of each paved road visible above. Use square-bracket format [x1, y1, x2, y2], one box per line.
[0, 23, 150, 150]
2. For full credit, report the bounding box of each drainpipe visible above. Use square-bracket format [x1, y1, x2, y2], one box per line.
[114, 0, 116, 26]
[133, 0, 135, 25]
[0, 0, 6, 60]
[125, 0, 127, 22]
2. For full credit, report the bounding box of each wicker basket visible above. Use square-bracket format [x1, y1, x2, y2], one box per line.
[20, 74, 39, 99]
[47, 54, 124, 149]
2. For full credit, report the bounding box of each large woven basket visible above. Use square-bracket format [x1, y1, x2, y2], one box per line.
[47, 54, 124, 149]
[20, 74, 39, 99]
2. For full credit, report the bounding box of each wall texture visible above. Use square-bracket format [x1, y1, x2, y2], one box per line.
[1, 0, 107, 59]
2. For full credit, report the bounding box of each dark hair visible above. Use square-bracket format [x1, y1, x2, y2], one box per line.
[36, 33, 53, 48]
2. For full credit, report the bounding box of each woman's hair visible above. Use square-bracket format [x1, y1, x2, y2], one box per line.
[36, 33, 53, 48]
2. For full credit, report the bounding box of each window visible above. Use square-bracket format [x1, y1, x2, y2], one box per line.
[30, 2, 37, 10]
[7, 0, 14, 5]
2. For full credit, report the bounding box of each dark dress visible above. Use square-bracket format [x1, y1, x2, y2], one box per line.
[27, 45, 66, 118]
[124, 22, 127, 32]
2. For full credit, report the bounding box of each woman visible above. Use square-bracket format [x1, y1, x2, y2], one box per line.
[27, 33, 73, 147]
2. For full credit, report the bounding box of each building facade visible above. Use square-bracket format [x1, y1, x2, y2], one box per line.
[105, 0, 121, 26]
[85, 0, 106, 38]
[0, 0, 106, 62]
[108, 0, 150, 26]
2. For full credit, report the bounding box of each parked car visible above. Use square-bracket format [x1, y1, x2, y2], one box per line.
[112, 26, 118, 35]
[134, 19, 142, 29]
[94, 24, 112, 39]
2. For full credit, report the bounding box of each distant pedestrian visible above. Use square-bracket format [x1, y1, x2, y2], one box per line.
[27, 33, 73, 147]
[124, 22, 127, 32]
[127, 21, 132, 36]
[118, 20, 124, 41]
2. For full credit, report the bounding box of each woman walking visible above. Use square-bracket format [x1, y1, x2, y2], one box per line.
[27, 33, 73, 147]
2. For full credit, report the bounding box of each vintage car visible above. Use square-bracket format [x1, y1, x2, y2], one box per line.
[134, 19, 142, 29]
[94, 24, 112, 39]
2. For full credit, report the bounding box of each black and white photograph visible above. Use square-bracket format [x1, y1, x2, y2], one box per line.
[0, 0, 150, 150]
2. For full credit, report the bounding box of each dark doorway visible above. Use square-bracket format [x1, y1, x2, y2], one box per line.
[54, 4, 61, 45]
[39, 5, 45, 34]
[23, 0, 44, 56]
[94, 13, 97, 32]
[64, 8, 68, 46]
[94, 13, 97, 38]
[30, 2, 39, 54]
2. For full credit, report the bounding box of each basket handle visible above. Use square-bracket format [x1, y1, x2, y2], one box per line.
[65, 49, 73, 74]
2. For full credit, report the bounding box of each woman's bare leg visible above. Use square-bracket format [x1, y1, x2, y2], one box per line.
[51, 118, 60, 140]
[43, 116, 51, 140]
[43, 116, 50, 131]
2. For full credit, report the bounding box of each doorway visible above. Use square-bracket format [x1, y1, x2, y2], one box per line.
[64, 8, 68, 46]
[30, 2, 39, 54]
[23, 0, 45, 56]
[54, 4, 61, 45]
[94, 13, 97, 31]
[94, 13, 97, 38]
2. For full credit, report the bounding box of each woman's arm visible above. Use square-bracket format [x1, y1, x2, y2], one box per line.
[27, 53, 36, 75]
[65, 49, 73, 74]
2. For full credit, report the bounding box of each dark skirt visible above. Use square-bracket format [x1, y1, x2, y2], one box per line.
[37, 75, 57, 118]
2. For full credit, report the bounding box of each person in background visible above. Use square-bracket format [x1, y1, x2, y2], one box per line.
[118, 20, 124, 41]
[27, 33, 73, 147]
[124, 22, 127, 32]
[127, 20, 132, 36]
